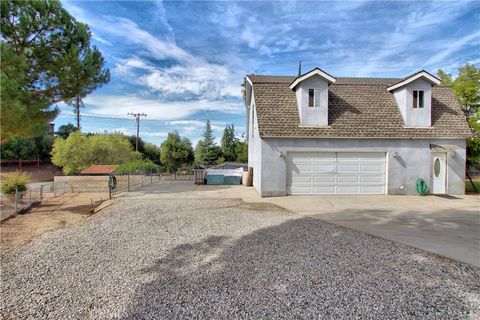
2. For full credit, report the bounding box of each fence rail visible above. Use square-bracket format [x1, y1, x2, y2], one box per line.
[1, 171, 195, 221]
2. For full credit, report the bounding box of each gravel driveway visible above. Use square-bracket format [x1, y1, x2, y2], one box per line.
[1, 198, 479, 319]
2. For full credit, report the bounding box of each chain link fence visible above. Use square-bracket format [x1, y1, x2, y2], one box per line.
[1, 170, 196, 221]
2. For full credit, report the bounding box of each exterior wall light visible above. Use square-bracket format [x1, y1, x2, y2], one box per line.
[450, 151, 456, 158]
[392, 152, 399, 159]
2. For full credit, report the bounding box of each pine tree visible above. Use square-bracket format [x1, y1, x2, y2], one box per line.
[221, 124, 238, 162]
[0, 0, 110, 140]
[195, 120, 223, 165]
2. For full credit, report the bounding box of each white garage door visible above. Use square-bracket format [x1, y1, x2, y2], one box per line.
[287, 152, 386, 195]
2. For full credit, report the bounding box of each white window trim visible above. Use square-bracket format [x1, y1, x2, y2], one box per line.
[308, 88, 321, 107]
[413, 89, 424, 109]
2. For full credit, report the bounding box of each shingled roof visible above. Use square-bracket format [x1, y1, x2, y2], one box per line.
[247, 75, 471, 139]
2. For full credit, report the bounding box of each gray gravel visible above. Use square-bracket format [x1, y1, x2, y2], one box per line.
[1, 198, 479, 319]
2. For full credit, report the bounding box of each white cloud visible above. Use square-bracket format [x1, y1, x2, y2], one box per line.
[91, 32, 112, 45]
[82, 94, 243, 121]
[142, 63, 242, 98]
[423, 30, 480, 67]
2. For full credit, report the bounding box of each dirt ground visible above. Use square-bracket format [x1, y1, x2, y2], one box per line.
[0, 192, 109, 253]
[0, 164, 63, 183]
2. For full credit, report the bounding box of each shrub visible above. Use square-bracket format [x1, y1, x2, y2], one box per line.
[1, 171, 30, 194]
[51, 132, 133, 175]
[114, 159, 160, 174]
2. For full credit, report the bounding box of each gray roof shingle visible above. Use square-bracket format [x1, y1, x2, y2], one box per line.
[247, 75, 471, 139]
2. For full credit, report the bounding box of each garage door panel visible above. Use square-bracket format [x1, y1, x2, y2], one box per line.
[287, 152, 386, 195]
[360, 175, 384, 183]
[314, 175, 336, 183]
[337, 164, 359, 171]
[291, 175, 313, 183]
[337, 186, 360, 194]
[313, 164, 335, 171]
[289, 186, 312, 194]
[313, 186, 336, 194]
[360, 164, 384, 171]
[360, 186, 384, 193]
[338, 175, 359, 183]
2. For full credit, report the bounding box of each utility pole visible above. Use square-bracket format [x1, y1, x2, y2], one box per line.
[127, 112, 147, 151]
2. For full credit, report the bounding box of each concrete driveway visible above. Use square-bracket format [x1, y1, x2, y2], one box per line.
[265, 194, 480, 267]
[129, 181, 480, 267]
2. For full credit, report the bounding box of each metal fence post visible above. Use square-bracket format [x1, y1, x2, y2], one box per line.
[29, 189, 32, 206]
[127, 174, 130, 192]
[14, 187, 18, 213]
[40, 185, 43, 201]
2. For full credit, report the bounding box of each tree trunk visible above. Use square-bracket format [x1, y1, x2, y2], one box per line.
[76, 95, 81, 130]
[466, 171, 478, 193]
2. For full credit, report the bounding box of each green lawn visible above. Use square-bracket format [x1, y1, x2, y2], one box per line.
[466, 179, 480, 193]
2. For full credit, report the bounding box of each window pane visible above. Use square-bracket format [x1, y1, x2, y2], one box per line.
[419, 91, 424, 108]
[314, 89, 321, 108]
[308, 89, 314, 107]
[413, 90, 418, 108]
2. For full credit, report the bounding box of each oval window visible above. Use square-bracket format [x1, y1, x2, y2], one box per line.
[434, 158, 441, 177]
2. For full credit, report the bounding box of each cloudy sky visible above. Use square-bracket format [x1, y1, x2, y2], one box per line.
[56, 0, 480, 146]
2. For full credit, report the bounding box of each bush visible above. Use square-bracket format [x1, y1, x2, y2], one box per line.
[51, 132, 133, 175]
[114, 159, 160, 174]
[1, 171, 30, 194]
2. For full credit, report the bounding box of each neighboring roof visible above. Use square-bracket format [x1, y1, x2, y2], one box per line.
[211, 162, 248, 171]
[289, 68, 337, 90]
[247, 75, 470, 139]
[81, 165, 118, 175]
[387, 70, 441, 92]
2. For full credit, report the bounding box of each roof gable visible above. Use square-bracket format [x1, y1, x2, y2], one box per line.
[289, 68, 337, 90]
[387, 70, 441, 92]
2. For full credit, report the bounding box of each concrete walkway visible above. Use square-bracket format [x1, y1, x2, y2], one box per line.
[124, 181, 480, 267]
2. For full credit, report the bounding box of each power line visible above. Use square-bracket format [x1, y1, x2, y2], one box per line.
[127, 112, 147, 151]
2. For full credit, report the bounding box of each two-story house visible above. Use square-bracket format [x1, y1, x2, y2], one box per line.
[244, 68, 470, 196]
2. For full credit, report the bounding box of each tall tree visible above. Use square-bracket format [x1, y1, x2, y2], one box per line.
[56, 123, 78, 139]
[221, 124, 238, 162]
[65, 44, 110, 129]
[0, 0, 110, 140]
[438, 64, 480, 130]
[438, 64, 480, 178]
[161, 131, 194, 174]
[235, 141, 248, 163]
[195, 120, 223, 165]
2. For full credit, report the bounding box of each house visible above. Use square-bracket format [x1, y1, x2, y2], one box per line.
[244, 68, 470, 197]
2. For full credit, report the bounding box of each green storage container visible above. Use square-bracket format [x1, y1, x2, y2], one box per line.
[224, 175, 242, 185]
[207, 175, 224, 185]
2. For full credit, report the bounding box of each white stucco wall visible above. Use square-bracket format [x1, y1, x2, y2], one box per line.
[393, 78, 432, 127]
[257, 138, 466, 197]
[294, 76, 329, 126]
[247, 93, 262, 192]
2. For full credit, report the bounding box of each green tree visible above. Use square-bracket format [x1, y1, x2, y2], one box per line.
[143, 142, 161, 164]
[438, 64, 480, 125]
[235, 141, 248, 163]
[195, 120, 222, 165]
[438, 64, 480, 172]
[0, 125, 54, 160]
[65, 45, 110, 129]
[51, 132, 132, 175]
[221, 124, 238, 162]
[56, 123, 78, 139]
[0, 0, 110, 140]
[161, 131, 194, 174]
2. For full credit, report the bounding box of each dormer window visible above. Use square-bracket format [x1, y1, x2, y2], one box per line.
[308, 89, 320, 107]
[413, 90, 424, 108]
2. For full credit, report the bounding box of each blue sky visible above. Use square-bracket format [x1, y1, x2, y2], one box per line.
[56, 0, 480, 146]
